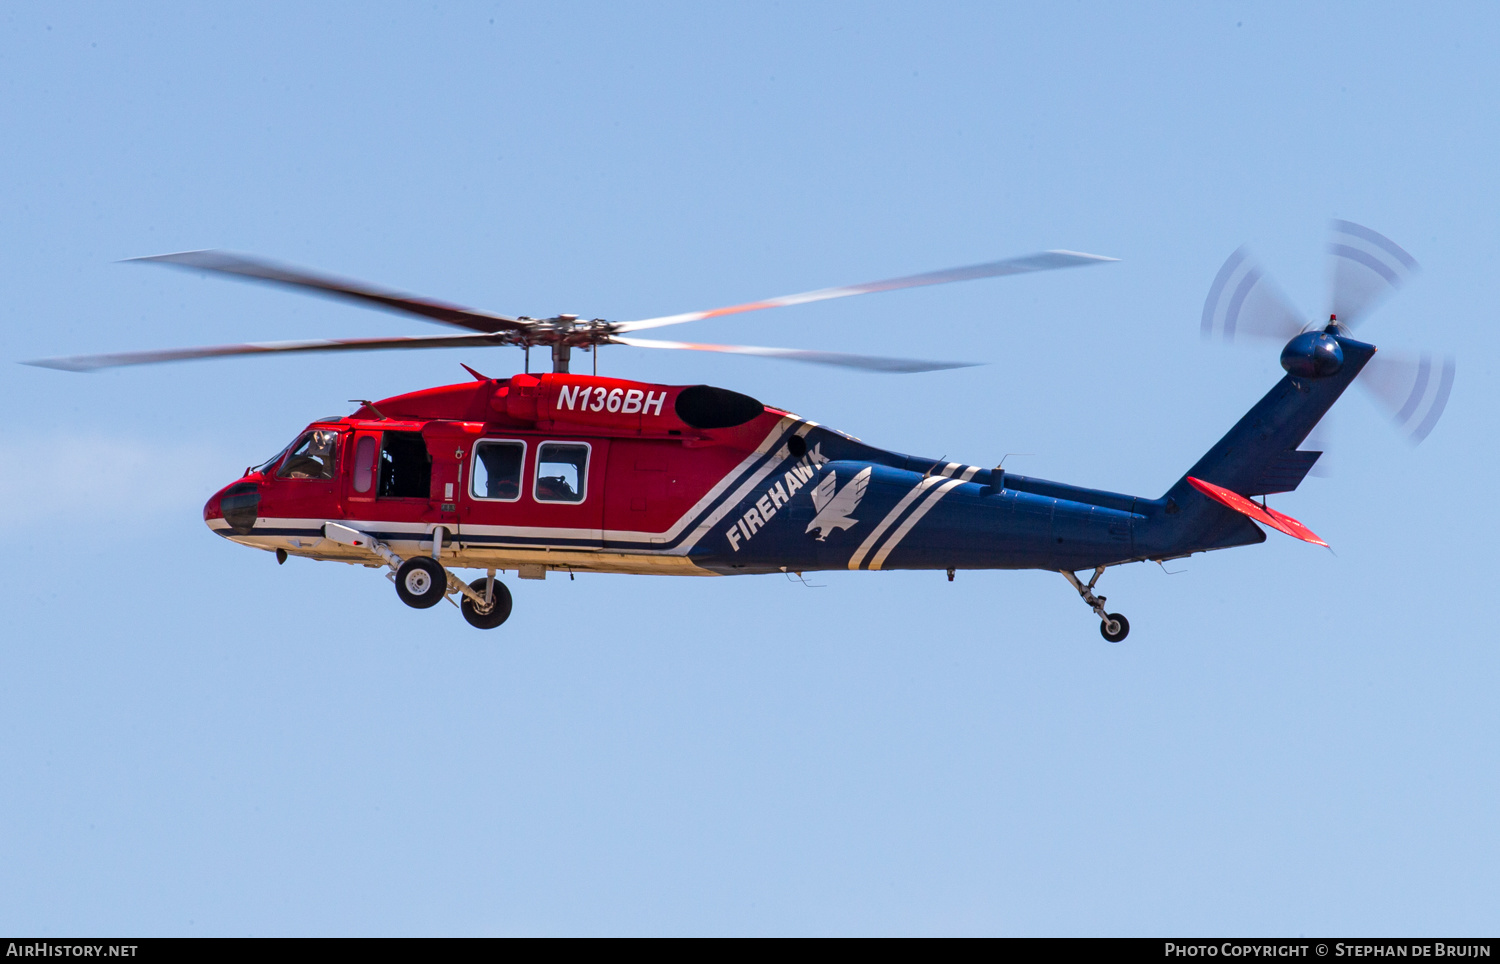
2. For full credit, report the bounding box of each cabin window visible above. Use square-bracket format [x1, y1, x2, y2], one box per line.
[534, 442, 590, 504]
[277, 430, 339, 481]
[351, 436, 378, 493]
[470, 440, 525, 502]
[378, 431, 432, 499]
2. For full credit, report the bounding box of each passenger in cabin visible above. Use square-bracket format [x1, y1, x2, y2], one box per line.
[473, 440, 523, 501]
[535, 475, 576, 501]
[535, 443, 588, 504]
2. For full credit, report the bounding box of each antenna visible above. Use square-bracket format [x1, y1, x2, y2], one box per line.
[348, 399, 389, 420]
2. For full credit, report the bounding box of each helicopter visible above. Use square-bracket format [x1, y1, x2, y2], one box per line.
[28, 222, 1452, 639]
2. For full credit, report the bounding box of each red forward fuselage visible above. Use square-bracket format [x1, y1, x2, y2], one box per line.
[203, 372, 801, 576]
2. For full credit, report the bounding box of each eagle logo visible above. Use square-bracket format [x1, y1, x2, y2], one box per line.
[806, 466, 873, 541]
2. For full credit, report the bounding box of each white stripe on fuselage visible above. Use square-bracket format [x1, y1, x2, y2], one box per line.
[670, 420, 815, 554]
[867, 476, 966, 571]
[846, 475, 947, 571]
[939, 462, 982, 481]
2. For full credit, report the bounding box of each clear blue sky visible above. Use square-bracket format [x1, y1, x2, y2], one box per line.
[2, 2, 1496, 936]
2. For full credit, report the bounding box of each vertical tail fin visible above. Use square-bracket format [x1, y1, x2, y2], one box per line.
[1140, 334, 1375, 557]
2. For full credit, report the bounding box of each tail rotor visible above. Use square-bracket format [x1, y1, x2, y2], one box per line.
[1201, 221, 1454, 446]
[1326, 218, 1420, 327]
[1200, 245, 1303, 343]
[1358, 349, 1457, 444]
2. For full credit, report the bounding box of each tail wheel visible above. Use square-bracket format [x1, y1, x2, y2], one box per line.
[1100, 613, 1130, 643]
[461, 576, 513, 629]
[395, 556, 447, 609]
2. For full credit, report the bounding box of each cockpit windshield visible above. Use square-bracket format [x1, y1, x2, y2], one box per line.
[249, 441, 293, 477]
[277, 429, 340, 480]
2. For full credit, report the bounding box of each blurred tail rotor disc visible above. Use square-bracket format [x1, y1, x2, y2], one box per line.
[1201, 221, 1454, 448]
[1327, 219, 1420, 327]
[1359, 350, 1456, 445]
[1200, 245, 1304, 343]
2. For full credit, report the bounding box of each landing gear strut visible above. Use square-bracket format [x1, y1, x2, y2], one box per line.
[322, 522, 515, 630]
[1061, 567, 1130, 642]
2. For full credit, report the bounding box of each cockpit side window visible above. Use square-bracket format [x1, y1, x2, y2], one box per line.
[471, 440, 525, 502]
[534, 441, 590, 504]
[378, 431, 432, 499]
[277, 430, 339, 481]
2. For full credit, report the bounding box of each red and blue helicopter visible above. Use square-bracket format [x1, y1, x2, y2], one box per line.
[29, 221, 1452, 640]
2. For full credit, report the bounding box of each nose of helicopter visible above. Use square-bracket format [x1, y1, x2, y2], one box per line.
[205, 478, 261, 535]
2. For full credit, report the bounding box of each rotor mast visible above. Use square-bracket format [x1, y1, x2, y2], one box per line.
[549, 314, 579, 373]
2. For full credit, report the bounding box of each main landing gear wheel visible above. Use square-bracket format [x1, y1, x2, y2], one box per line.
[395, 556, 447, 609]
[461, 576, 513, 630]
[1100, 613, 1130, 643]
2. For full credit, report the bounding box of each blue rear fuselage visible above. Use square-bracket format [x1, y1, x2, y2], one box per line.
[698, 335, 1374, 575]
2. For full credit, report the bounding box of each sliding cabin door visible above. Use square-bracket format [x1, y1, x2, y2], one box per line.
[421, 423, 471, 540]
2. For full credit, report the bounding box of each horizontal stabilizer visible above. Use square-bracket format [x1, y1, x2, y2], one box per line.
[1246, 449, 1322, 495]
[1187, 476, 1328, 548]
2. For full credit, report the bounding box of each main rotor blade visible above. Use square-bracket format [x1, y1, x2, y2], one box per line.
[1200, 245, 1305, 343]
[612, 250, 1118, 334]
[26, 331, 517, 372]
[129, 250, 530, 334]
[609, 335, 977, 373]
[1356, 349, 1455, 444]
[1326, 220, 1419, 327]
